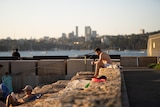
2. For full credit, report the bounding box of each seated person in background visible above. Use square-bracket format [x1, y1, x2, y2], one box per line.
[6, 85, 35, 107]
[12, 48, 20, 58]
[91, 48, 112, 77]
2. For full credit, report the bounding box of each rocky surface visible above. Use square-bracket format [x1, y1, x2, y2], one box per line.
[15, 68, 121, 107]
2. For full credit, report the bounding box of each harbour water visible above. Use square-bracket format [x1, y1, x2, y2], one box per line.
[0, 50, 147, 57]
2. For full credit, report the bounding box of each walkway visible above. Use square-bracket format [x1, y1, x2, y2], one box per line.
[123, 69, 160, 107]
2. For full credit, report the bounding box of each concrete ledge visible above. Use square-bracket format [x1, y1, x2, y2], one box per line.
[0, 61, 10, 75]
[11, 60, 37, 75]
[37, 60, 66, 75]
[121, 57, 138, 67]
[67, 59, 93, 76]
[12, 75, 69, 92]
[138, 56, 157, 67]
[121, 56, 158, 67]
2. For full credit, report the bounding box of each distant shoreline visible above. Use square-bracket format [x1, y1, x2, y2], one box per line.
[0, 50, 147, 57]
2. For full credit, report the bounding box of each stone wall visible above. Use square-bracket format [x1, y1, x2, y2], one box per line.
[20, 68, 122, 107]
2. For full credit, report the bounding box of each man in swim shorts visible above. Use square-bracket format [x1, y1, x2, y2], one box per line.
[91, 48, 112, 77]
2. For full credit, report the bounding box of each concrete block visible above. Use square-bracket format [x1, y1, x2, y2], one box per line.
[67, 59, 93, 76]
[12, 75, 66, 92]
[0, 61, 10, 75]
[37, 60, 66, 75]
[22, 76, 38, 88]
[138, 56, 157, 67]
[120, 57, 138, 67]
[11, 60, 37, 75]
[37, 75, 65, 85]
[12, 75, 23, 92]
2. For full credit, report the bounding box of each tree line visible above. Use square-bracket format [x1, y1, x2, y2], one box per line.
[0, 30, 159, 51]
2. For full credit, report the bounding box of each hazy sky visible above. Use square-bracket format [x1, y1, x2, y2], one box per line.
[0, 0, 160, 39]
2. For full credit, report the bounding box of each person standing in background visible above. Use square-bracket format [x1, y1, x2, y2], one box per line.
[0, 80, 9, 100]
[0, 64, 13, 94]
[2, 72, 13, 93]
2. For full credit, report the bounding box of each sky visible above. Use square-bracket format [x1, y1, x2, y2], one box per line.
[0, 0, 160, 39]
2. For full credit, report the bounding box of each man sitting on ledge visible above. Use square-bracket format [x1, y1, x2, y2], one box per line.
[91, 48, 112, 77]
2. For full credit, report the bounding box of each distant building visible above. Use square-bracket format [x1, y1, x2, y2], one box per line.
[140, 29, 145, 34]
[92, 31, 97, 38]
[147, 33, 160, 56]
[101, 36, 110, 45]
[85, 26, 92, 41]
[84, 26, 97, 41]
[6, 37, 12, 40]
[43, 36, 50, 40]
[75, 26, 78, 37]
[68, 31, 74, 39]
[61, 33, 67, 39]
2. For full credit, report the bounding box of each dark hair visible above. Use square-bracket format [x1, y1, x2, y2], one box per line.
[0, 64, 3, 68]
[15, 48, 18, 51]
[94, 48, 101, 52]
[5, 72, 9, 75]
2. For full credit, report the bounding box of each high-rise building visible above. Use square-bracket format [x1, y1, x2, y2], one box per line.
[92, 31, 97, 37]
[85, 26, 92, 41]
[75, 26, 78, 37]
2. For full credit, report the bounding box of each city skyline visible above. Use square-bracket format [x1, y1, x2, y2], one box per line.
[0, 0, 160, 39]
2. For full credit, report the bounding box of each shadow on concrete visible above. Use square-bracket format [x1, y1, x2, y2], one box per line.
[124, 70, 160, 107]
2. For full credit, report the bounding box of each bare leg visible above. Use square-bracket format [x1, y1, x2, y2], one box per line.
[94, 61, 104, 77]
[6, 95, 19, 107]
[6, 95, 12, 107]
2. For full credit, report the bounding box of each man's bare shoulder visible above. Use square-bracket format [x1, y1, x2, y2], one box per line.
[101, 52, 109, 56]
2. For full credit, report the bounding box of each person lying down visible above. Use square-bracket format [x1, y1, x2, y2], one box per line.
[6, 85, 41, 107]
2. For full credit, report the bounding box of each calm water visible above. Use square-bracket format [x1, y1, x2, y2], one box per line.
[0, 50, 147, 57]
